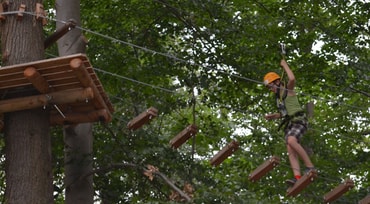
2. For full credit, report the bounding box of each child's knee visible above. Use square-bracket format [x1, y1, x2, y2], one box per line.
[286, 136, 298, 145]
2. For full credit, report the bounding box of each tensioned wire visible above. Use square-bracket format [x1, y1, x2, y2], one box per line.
[6, 10, 370, 152]
[1, 11, 368, 111]
[3, 10, 368, 145]
[34, 9, 367, 146]
[2, 10, 367, 202]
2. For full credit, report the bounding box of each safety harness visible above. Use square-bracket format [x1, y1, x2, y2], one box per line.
[275, 83, 306, 131]
[276, 82, 288, 117]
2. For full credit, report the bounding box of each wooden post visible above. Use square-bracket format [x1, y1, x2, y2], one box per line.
[24, 67, 51, 93]
[69, 58, 110, 112]
[286, 169, 318, 197]
[248, 156, 280, 182]
[359, 195, 370, 204]
[323, 179, 354, 203]
[210, 140, 239, 166]
[127, 107, 158, 130]
[44, 20, 76, 49]
[170, 124, 197, 149]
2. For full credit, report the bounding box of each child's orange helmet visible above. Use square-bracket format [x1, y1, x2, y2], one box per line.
[263, 72, 280, 85]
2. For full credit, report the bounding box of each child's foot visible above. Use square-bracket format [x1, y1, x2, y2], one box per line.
[305, 167, 316, 174]
[285, 178, 297, 186]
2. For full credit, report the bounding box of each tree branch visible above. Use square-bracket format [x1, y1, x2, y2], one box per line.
[154, 171, 192, 202]
[67, 162, 192, 202]
[349, 87, 370, 98]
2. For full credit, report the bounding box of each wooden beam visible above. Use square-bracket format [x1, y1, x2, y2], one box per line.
[306, 101, 314, 118]
[0, 88, 94, 113]
[127, 107, 158, 130]
[287, 169, 318, 197]
[69, 58, 109, 112]
[248, 156, 280, 182]
[323, 179, 354, 203]
[210, 140, 239, 166]
[359, 195, 370, 204]
[170, 124, 197, 149]
[0, 3, 5, 21]
[44, 20, 77, 49]
[50, 109, 110, 125]
[24, 67, 51, 93]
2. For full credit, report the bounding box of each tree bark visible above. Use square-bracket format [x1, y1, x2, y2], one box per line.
[55, 0, 93, 203]
[1, 0, 53, 203]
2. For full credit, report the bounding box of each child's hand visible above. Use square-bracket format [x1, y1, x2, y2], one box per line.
[264, 113, 280, 120]
[280, 59, 288, 68]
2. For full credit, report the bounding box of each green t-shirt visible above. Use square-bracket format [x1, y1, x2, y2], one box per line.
[284, 95, 303, 116]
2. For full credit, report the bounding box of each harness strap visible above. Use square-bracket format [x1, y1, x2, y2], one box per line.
[276, 83, 288, 117]
[278, 111, 306, 131]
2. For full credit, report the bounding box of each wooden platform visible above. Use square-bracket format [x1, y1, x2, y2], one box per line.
[0, 53, 114, 125]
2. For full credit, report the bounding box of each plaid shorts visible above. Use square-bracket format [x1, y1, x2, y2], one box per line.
[284, 120, 308, 143]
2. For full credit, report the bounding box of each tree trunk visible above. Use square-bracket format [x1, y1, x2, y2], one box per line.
[55, 0, 93, 203]
[0, 0, 53, 203]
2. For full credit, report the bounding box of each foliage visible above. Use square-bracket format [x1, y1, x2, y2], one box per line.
[1, 0, 369, 203]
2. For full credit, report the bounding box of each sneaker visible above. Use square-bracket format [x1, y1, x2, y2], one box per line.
[305, 167, 316, 174]
[285, 178, 297, 186]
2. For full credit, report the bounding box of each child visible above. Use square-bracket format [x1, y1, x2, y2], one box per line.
[263, 59, 315, 185]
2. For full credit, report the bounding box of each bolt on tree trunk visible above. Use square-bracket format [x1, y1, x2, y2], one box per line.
[0, 0, 53, 203]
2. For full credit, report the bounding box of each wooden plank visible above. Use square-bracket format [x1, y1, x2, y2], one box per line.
[50, 109, 111, 125]
[0, 79, 31, 90]
[248, 156, 280, 182]
[47, 77, 80, 87]
[323, 179, 354, 203]
[170, 124, 197, 149]
[0, 88, 94, 113]
[49, 100, 98, 116]
[127, 107, 158, 130]
[210, 140, 239, 166]
[359, 195, 370, 204]
[0, 54, 86, 75]
[286, 169, 318, 197]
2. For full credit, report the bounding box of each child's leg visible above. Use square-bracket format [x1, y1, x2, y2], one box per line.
[287, 143, 301, 176]
[287, 136, 314, 168]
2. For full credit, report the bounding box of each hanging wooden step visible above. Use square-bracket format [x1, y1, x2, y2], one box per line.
[127, 107, 158, 130]
[286, 169, 318, 197]
[248, 156, 280, 182]
[0, 53, 114, 126]
[359, 195, 370, 204]
[170, 124, 197, 149]
[210, 140, 239, 166]
[323, 179, 354, 203]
